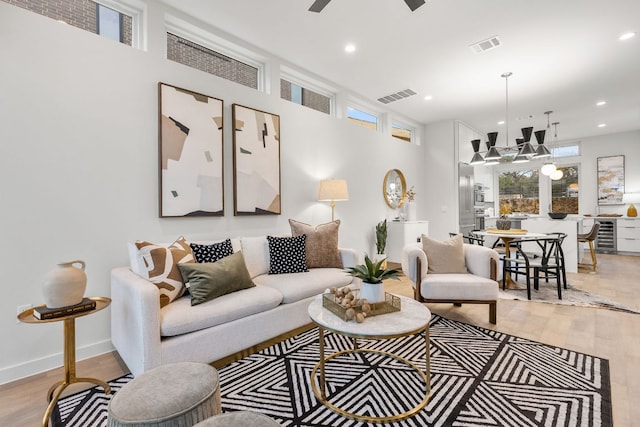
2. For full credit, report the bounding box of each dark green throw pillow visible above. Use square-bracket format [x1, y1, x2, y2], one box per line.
[178, 251, 255, 306]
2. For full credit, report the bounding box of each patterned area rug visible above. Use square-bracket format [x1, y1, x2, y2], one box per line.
[498, 279, 640, 314]
[53, 315, 612, 427]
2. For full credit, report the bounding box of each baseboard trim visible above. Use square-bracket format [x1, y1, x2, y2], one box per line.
[0, 339, 114, 386]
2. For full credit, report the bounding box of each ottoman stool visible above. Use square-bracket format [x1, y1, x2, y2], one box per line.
[107, 362, 221, 427]
[194, 412, 281, 427]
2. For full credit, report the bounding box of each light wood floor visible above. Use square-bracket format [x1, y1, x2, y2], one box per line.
[1, 254, 638, 426]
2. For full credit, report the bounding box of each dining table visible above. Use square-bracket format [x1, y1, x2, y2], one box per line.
[474, 229, 548, 290]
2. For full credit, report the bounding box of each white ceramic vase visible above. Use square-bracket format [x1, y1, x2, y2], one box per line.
[42, 260, 87, 308]
[407, 201, 417, 221]
[359, 281, 386, 303]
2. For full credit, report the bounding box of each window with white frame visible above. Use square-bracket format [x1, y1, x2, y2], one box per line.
[392, 122, 414, 142]
[498, 169, 540, 214]
[280, 79, 331, 114]
[347, 106, 378, 131]
[3, 0, 134, 45]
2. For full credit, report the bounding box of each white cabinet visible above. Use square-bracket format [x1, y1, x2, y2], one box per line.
[616, 219, 640, 253]
[386, 221, 429, 263]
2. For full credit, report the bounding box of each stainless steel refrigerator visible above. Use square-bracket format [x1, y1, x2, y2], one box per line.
[458, 162, 476, 235]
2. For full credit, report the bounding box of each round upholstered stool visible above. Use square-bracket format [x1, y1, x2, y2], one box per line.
[193, 411, 281, 427]
[107, 362, 221, 427]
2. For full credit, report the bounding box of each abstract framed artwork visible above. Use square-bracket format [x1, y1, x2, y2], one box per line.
[232, 104, 281, 215]
[597, 155, 625, 205]
[158, 83, 224, 217]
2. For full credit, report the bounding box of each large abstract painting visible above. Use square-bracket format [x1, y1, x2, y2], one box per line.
[597, 155, 625, 205]
[232, 104, 281, 215]
[159, 83, 224, 217]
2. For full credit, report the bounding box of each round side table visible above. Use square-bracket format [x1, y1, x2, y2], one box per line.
[18, 296, 112, 427]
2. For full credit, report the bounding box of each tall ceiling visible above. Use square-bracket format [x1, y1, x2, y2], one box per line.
[160, 0, 640, 144]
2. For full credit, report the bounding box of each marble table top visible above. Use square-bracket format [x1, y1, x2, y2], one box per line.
[308, 293, 431, 338]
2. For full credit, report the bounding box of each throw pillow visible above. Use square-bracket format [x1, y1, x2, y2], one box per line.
[289, 219, 343, 269]
[134, 236, 194, 307]
[177, 251, 256, 306]
[267, 235, 308, 274]
[421, 234, 468, 274]
[190, 239, 234, 263]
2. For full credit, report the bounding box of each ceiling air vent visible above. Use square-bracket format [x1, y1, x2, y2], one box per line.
[377, 89, 417, 104]
[469, 36, 502, 53]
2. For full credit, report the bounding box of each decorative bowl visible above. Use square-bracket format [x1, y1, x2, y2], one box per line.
[548, 212, 568, 220]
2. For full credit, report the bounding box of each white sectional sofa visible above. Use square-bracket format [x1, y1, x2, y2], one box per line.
[111, 236, 359, 376]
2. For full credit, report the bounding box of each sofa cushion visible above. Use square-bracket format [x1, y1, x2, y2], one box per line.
[160, 285, 283, 337]
[240, 236, 270, 278]
[190, 239, 234, 263]
[134, 236, 194, 307]
[267, 235, 308, 274]
[177, 252, 255, 306]
[420, 274, 498, 301]
[289, 219, 343, 269]
[253, 268, 353, 304]
[421, 234, 468, 274]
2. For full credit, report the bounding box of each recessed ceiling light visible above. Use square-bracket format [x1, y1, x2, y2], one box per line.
[497, 120, 505, 125]
[344, 44, 356, 53]
[598, 123, 607, 128]
[423, 95, 433, 101]
[596, 100, 607, 106]
[619, 32, 637, 41]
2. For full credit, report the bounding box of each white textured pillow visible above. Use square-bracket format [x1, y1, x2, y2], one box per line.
[421, 234, 468, 274]
[240, 236, 270, 278]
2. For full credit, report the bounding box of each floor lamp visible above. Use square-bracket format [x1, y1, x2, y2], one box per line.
[318, 179, 349, 221]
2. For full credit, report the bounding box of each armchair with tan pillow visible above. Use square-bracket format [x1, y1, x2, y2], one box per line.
[401, 234, 500, 324]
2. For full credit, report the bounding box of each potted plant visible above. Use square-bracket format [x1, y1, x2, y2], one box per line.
[496, 205, 511, 230]
[375, 219, 388, 268]
[345, 254, 400, 303]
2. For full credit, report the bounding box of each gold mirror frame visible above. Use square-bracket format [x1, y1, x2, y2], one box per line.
[383, 169, 407, 209]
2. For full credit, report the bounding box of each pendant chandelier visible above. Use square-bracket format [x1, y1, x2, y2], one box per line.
[469, 72, 553, 166]
[541, 121, 564, 180]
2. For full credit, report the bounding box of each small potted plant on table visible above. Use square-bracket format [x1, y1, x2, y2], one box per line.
[345, 255, 400, 303]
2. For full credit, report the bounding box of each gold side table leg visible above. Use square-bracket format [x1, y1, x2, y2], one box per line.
[42, 317, 111, 427]
[319, 326, 326, 399]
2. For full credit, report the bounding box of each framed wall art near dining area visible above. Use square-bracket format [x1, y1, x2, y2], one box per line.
[232, 104, 281, 215]
[597, 155, 624, 205]
[158, 83, 224, 217]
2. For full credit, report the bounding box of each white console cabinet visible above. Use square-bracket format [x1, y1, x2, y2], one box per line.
[386, 221, 429, 263]
[616, 218, 640, 253]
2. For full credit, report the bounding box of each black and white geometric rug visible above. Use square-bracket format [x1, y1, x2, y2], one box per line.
[53, 315, 612, 427]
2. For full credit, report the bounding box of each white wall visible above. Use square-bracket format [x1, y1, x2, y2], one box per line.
[0, 3, 424, 383]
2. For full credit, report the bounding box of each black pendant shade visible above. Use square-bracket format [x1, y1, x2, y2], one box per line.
[521, 127, 533, 142]
[533, 129, 551, 158]
[471, 139, 481, 152]
[516, 138, 525, 148]
[487, 132, 498, 146]
[534, 129, 546, 144]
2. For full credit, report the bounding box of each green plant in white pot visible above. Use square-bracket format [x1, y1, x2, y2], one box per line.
[345, 255, 400, 303]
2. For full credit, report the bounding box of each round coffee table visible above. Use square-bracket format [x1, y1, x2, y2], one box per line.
[307, 294, 431, 423]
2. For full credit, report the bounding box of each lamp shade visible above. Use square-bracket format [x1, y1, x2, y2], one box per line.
[541, 162, 557, 176]
[318, 179, 349, 201]
[622, 193, 640, 204]
[469, 152, 485, 165]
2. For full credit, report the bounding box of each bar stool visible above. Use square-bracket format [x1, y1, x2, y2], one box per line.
[578, 223, 600, 272]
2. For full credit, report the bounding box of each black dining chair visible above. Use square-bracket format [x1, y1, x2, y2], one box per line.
[502, 235, 565, 300]
[448, 231, 485, 246]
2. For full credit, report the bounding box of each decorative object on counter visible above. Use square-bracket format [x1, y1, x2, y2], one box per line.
[597, 155, 625, 205]
[496, 206, 511, 230]
[317, 179, 349, 221]
[405, 186, 417, 220]
[548, 212, 568, 219]
[345, 255, 400, 303]
[622, 192, 640, 217]
[374, 219, 388, 268]
[42, 260, 87, 309]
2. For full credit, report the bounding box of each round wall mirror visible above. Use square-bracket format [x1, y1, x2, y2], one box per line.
[383, 169, 407, 209]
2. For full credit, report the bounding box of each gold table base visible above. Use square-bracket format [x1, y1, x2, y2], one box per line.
[17, 297, 112, 427]
[310, 326, 431, 423]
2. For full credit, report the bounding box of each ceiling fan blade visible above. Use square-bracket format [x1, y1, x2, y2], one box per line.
[404, 0, 426, 12]
[309, 0, 332, 12]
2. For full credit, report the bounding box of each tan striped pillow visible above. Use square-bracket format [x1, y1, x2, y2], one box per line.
[135, 236, 194, 307]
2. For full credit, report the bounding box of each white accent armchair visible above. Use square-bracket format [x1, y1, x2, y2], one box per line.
[401, 243, 500, 324]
